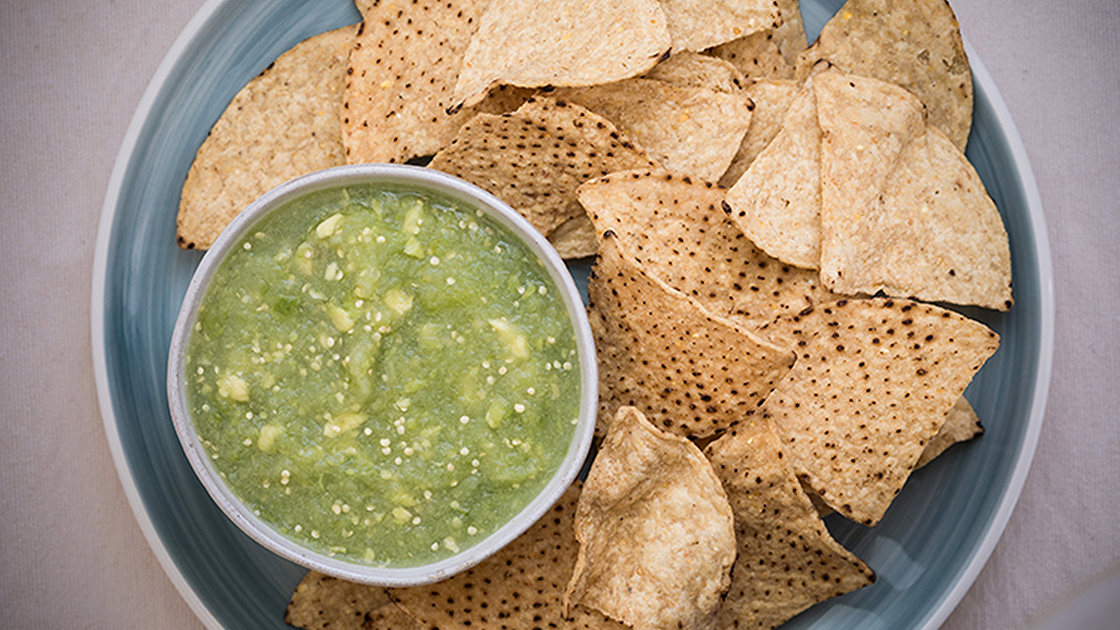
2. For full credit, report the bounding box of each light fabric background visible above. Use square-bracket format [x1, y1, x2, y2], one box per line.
[1, 0, 1117, 628]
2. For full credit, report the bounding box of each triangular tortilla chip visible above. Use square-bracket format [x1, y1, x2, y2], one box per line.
[429, 97, 657, 237]
[718, 78, 800, 187]
[566, 407, 736, 630]
[917, 395, 984, 468]
[285, 572, 421, 630]
[706, 416, 875, 630]
[724, 79, 822, 268]
[800, 394, 987, 516]
[816, 71, 1013, 311]
[176, 24, 356, 250]
[390, 483, 628, 630]
[548, 214, 598, 259]
[643, 51, 746, 94]
[452, 0, 671, 109]
[771, 0, 809, 65]
[659, 0, 781, 53]
[588, 231, 794, 438]
[760, 303, 986, 518]
[706, 31, 794, 82]
[342, 0, 531, 164]
[551, 79, 753, 182]
[795, 0, 973, 150]
[816, 69, 926, 204]
[759, 298, 1000, 525]
[578, 169, 837, 331]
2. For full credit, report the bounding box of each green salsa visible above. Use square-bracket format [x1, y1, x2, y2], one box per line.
[184, 184, 581, 567]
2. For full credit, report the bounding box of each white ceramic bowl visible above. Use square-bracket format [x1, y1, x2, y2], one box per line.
[165, 164, 598, 587]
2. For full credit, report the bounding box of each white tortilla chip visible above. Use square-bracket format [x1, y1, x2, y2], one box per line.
[566, 407, 736, 630]
[452, 0, 671, 109]
[760, 298, 1000, 525]
[588, 231, 795, 439]
[659, 0, 781, 52]
[724, 80, 822, 268]
[552, 78, 753, 182]
[795, 0, 973, 150]
[177, 25, 355, 250]
[816, 71, 1013, 310]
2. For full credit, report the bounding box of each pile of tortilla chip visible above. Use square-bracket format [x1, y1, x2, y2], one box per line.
[177, 0, 790, 253]
[172, 1, 1014, 628]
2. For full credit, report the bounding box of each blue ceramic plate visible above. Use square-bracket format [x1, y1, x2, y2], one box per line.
[91, 1, 1054, 628]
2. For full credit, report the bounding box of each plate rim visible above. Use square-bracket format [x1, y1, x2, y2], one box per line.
[91, 0, 230, 627]
[89, 3, 1055, 629]
[914, 41, 1055, 630]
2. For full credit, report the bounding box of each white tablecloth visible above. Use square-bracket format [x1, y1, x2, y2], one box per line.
[2, 0, 1118, 628]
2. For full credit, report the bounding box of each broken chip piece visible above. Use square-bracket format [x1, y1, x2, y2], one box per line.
[566, 406, 736, 630]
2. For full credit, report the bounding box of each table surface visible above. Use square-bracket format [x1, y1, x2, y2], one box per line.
[2, 0, 1118, 628]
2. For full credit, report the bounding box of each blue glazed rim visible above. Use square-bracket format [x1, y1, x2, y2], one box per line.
[91, 1, 1054, 628]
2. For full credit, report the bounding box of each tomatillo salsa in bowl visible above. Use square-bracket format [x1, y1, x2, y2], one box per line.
[166, 164, 597, 586]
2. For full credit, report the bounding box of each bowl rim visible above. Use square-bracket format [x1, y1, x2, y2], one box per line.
[164, 163, 599, 587]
